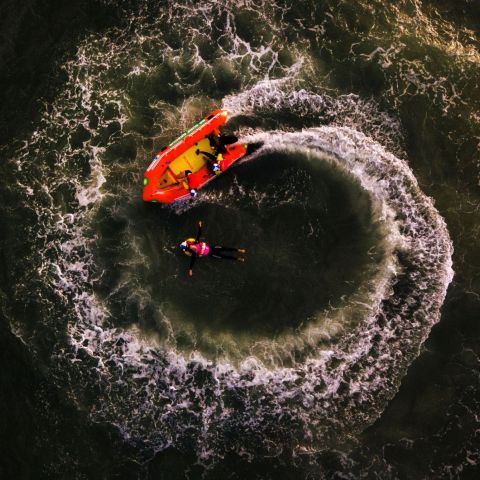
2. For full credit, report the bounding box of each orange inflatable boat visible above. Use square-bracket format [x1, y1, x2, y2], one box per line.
[142, 109, 247, 203]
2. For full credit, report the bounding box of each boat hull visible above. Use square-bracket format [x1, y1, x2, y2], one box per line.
[142, 109, 247, 203]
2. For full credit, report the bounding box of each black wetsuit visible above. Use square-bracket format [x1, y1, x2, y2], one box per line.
[207, 133, 238, 153]
[198, 150, 218, 162]
[198, 134, 238, 172]
[208, 246, 239, 260]
[197, 150, 220, 173]
[187, 225, 242, 272]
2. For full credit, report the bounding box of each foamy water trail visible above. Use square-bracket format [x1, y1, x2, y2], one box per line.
[4, 2, 454, 462]
[59, 122, 452, 459]
[8, 71, 453, 460]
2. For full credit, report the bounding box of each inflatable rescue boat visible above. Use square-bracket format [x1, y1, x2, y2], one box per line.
[143, 109, 247, 203]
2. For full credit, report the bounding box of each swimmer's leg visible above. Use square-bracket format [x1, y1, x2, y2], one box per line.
[210, 246, 242, 260]
[214, 246, 246, 252]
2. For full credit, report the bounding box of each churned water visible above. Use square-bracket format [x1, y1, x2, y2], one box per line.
[0, 1, 478, 479]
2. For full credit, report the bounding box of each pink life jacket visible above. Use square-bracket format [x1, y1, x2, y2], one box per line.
[190, 241, 210, 257]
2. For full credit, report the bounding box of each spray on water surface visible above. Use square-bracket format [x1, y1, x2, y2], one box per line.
[1, 1, 479, 478]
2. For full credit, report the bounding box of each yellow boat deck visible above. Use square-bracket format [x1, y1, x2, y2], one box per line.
[157, 137, 214, 189]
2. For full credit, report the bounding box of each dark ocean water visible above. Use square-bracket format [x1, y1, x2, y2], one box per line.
[0, 1, 479, 479]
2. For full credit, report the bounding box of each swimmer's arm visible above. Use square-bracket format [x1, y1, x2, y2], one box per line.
[188, 254, 196, 276]
[195, 221, 202, 241]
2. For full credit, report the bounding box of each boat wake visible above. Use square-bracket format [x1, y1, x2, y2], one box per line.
[57, 105, 453, 459]
[2, 3, 454, 461]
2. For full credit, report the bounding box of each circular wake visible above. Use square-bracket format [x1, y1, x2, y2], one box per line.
[61, 122, 453, 458]
[1, 0, 454, 462]
[92, 145, 388, 364]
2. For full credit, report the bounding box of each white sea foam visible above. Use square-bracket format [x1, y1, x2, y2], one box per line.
[61, 125, 453, 460]
[10, 82, 453, 461]
[4, 1, 454, 464]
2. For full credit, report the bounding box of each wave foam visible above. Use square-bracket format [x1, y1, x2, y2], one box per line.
[62, 124, 453, 460]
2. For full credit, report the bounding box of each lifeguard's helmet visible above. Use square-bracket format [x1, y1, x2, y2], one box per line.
[179, 238, 195, 256]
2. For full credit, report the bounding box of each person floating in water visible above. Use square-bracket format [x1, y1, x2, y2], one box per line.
[179, 221, 246, 276]
[195, 132, 238, 175]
